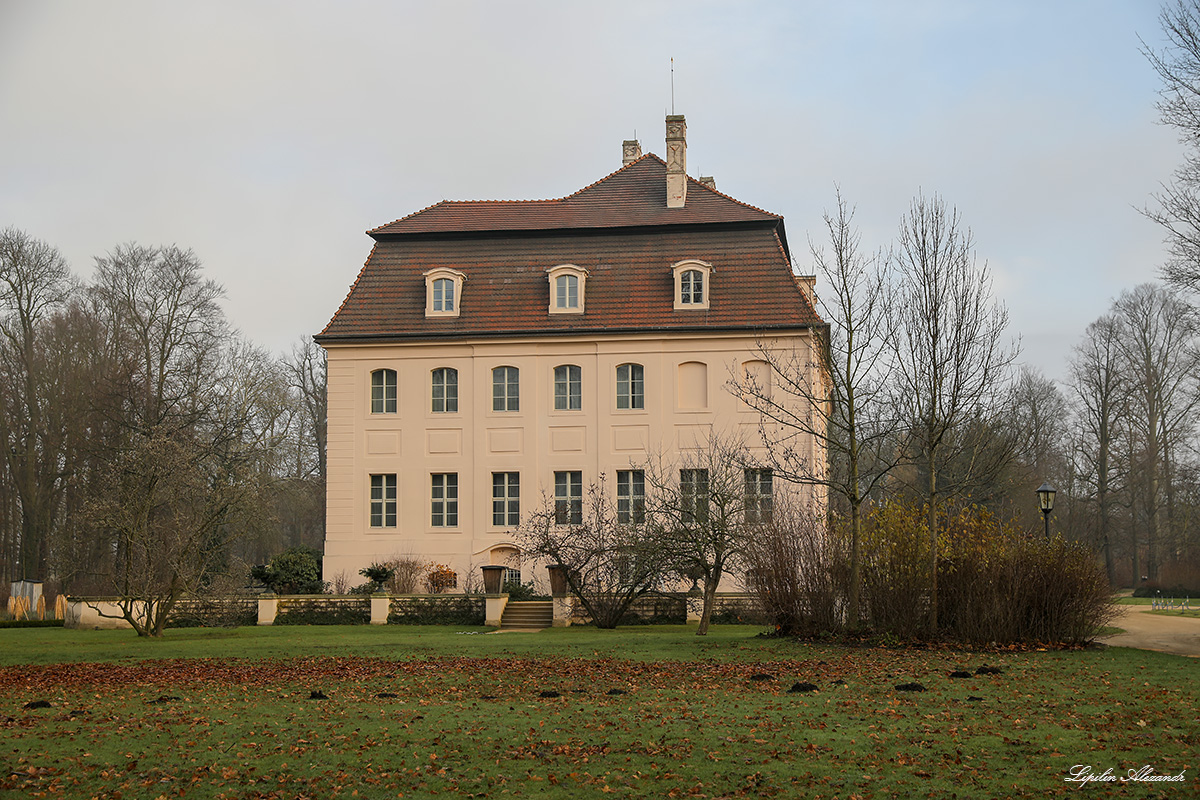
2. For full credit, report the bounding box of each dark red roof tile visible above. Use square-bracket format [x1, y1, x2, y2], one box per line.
[319, 157, 821, 342]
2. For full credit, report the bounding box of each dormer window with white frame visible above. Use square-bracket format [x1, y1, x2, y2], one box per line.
[424, 268, 466, 318]
[672, 259, 713, 310]
[547, 264, 588, 315]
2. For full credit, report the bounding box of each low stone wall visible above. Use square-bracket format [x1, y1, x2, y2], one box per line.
[272, 595, 372, 625]
[388, 595, 486, 625]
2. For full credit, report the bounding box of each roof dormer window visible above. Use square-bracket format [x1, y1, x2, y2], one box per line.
[672, 259, 713, 310]
[547, 264, 588, 315]
[424, 268, 466, 318]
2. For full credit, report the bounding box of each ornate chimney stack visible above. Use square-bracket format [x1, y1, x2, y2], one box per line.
[665, 114, 687, 208]
[622, 139, 642, 166]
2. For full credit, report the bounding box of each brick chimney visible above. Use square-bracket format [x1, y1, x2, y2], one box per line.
[622, 139, 642, 166]
[666, 114, 686, 208]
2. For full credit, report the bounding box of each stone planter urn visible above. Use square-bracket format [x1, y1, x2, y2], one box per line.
[481, 565, 506, 594]
[546, 564, 569, 597]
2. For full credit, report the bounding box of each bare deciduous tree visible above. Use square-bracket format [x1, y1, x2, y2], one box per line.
[1112, 283, 1200, 584]
[890, 192, 1017, 633]
[642, 435, 765, 635]
[1143, 0, 1200, 296]
[0, 229, 75, 582]
[1068, 313, 1128, 583]
[518, 478, 671, 629]
[730, 191, 899, 628]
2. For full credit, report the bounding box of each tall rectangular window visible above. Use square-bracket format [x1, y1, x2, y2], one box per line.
[371, 369, 397, 414]
[431, 367, 458, 413]
[433, 278, 454, 312]
[555, 274, 579, 309]
[554, 470, 583, 525]
[681, 269, 704, 304]
[616, 469, 645, 525]
[616, 363, 644, 410]
[492, 472, 520, 527]
[370, 474, 397, 528]
[554, 364, 581, 410]
[744, 468, 774, 524]
[492, 366, 519, 412]
[431, 473, 458, 527]
[681, 468, 709, 525]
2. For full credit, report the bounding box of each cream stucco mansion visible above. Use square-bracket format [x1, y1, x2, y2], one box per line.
[316, 116, 825, 589]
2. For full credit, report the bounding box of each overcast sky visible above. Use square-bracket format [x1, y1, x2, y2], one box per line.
[0, 1, 1182, 381]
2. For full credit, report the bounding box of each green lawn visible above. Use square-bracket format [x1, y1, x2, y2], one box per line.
[1, 625, 1196, 799]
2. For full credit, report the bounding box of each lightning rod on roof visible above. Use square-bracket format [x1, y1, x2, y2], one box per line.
[670, 57, 675, 114]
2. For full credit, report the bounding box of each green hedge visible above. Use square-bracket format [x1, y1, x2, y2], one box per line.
[388, 596, 484, 625]
[0, 618, 65, 629]
[275, 598, 371, 625]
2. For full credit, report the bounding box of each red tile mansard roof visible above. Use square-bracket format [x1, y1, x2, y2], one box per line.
[318, 154, 822, 342]
[369, 155, 780, 237]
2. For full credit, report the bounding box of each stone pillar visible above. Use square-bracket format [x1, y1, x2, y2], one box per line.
[485, 594, 509, 627]
[552, 595, 573, 627]
[665, 115, 687, 208]
[257, 593, 278, 626]
[370, 593, 390, 625]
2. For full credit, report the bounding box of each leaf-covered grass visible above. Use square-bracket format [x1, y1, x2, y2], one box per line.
[1, 626, 1196, 798]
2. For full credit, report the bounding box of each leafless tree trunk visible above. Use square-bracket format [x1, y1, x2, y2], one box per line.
[0, 229, 74, 582]
[889, 193, 1017, 634]
[1068, 313, 1128, 585]
[1112, 283, 1200, 584]
[730, 190, 899, 629]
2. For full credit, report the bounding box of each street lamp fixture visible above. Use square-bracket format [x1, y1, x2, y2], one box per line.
[1036, 482, 1056, 539]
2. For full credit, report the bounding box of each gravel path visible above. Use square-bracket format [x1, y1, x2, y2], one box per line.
[1100, 605, 1200, 657]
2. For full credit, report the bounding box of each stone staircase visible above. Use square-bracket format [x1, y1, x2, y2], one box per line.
[500, 600, 553, 629]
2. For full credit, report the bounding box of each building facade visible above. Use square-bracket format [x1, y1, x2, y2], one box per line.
[316, 116, 825, 590]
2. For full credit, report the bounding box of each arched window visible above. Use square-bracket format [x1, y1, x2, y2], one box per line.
[554, 364, 582, 410]
[432, 278, 454, 312]
[492, 366, 519, 412]
[547, 264, 588, 314]
[616, 363, 644, 409]
[370, 368, 397, 414]
[672, 259, 713, 310]
[431, 367, 458, 413]
[424, 268, 466, 318]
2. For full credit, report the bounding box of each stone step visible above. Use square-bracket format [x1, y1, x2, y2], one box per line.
[500, 601, 553, 629]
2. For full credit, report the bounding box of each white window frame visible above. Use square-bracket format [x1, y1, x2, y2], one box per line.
[431, 367, 458, 413]
[424, 268, 466, 318]
[431, 473, 459, 528]
[553, 364, 582, 411]
[370, 474, 397, 528]
[547, 264, 588, 314]
[554, 470, 583, 525]
[671, 259, 713, 310]
[370, 368, 397, 414]
[492, 472, 520, 528]
[616, 363, 645, 410]
[492, 366, 519, 412]
[616, 469, 645, 525]
[744, 468, 773, 525]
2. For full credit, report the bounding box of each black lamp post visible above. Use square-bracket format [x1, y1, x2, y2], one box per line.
[1036, 482, 1056, 539]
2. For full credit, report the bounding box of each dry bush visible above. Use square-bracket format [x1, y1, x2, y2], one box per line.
[384, 556, 428, 594]
[859, 502, 931, 639]
[937, 505, 1116, 644]
[744, 502, 845, 636]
